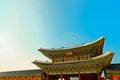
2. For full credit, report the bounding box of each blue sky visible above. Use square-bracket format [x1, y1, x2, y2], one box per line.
[0, 0, 120, 71]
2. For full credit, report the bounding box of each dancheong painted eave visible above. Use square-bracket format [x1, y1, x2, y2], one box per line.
[38, 36, 105, 60]
[33, 51, 114, 75]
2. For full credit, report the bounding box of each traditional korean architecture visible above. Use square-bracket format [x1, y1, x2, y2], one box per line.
[0, 36, 119, 80]
[32, 37, 114, 80]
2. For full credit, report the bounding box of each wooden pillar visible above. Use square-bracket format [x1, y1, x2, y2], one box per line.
[78, 72, 81, 80]
[31, 75, 33, 80]
[26, 76, 27, 80]
[110, 73, 113, 80]
[67, 75, 70, 80]
[14, 77, 15, 80]
[60, 72, 63, 80]
[46, 70, 50, 80]
[19, 76, 21, 80]
[46, 74, 49, 80]
[97, 72, 100, 80]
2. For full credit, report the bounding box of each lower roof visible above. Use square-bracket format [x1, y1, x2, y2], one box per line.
[106, 63, 120, 71]
[0, 69, 44, 77]
[33, 51, 114, 75]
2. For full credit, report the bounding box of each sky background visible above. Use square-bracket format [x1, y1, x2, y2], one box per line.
[0, 0, 120, 72]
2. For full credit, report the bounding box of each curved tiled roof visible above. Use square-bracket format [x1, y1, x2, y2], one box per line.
[39, 36, 104, 51]
[38, 37, 105, 59]
[0, 69, 44, 77]
[33, 51, 114, 75]
[105, 63, 120, 73]
[107, 64, 120, 71]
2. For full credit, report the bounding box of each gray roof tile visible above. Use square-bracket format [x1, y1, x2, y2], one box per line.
[0, 69, 44, 77]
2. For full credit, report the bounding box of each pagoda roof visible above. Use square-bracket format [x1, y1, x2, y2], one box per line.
[0, 69, 44, 77]
[33, 51, 114, 75]
[39, 36, 105, 59]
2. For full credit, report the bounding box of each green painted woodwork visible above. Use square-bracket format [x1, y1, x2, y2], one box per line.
[106, 70, 120, 76]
